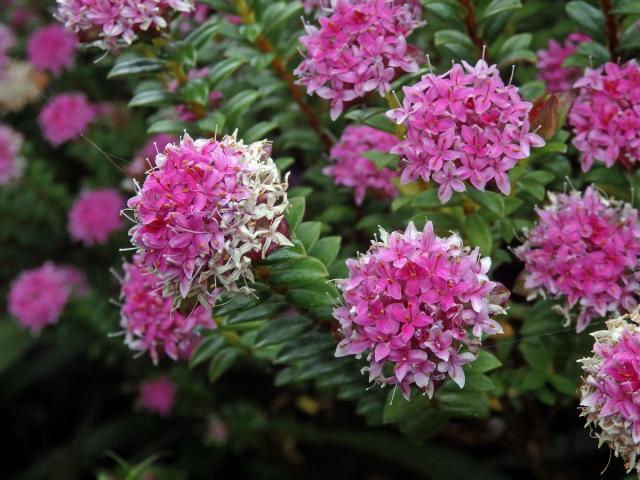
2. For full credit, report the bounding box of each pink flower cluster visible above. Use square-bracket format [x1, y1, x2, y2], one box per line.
[127, 133, 290, 305]
[295, 0, 423, 120]
[27, 24, 77, 75]
[334, 221, 507, 399]
[324, 125, 398, 205]
[68, 188, 124, 245]
[8, 262, 85, 334]
[128, 133, 176, 178]
[0, 24, 14, 67]
[38, 92, 95, 146]
[536, 33, 590, 92]
[580, 310, 640, 473]
[515, 187, 640, 332]
[388, 60, 545, 203]
[55, 0, 194, 51]
[138, 377, 176, 416]
[569, 61, 640, 172]
[0, 123, 23, 184]
[120, 255, 214, 364]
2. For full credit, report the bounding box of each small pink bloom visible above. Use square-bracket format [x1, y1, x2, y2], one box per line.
[0, 123, 23, 184]
[536, 33, 590, 92]
[388, 60, 544, 203]
[324, 125, 398, 205]
[515, 187, 640, 332]
[68, 188, 124, 245]
[128, 133, 176, 178]
[27, 24, 77, 75]
[569, 61, 640, 171]
[334, 221, 507, 399]
[8, 262, 80, 334]
[38, 92, 95, 146]
[138, 377, 176, 416]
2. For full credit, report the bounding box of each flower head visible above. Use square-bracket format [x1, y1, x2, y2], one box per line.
[294, 0, 423, 120]
[127, 132, 291, 306]
[324, 125, 398, 205]
[119, 255, 214, 364]
[388, 60, 544, 203]
[515, 187, 640, 332]
[55, 0, 194, 52]
[138, 377, 176, 416]
[68, 188, 124, 245]
[8, 262, 83, 334]
[38, 92, 95, 145]
[0, 123, 23, 184]
[579, 309, 640, 473]
[27, 24, 77, 75]
[0, 61, 45, 113]
[569, 61, 640, 172]
[128, 133, 176, 178]
[0, 24, 14, 67]
[334, 221, 507, 399]
[536, 33, 590, 92]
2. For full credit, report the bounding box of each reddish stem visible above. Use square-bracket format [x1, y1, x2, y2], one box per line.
[459, 0, 489, 62]
[599, 0, 618, 57]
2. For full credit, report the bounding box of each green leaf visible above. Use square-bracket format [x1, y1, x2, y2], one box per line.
[463, 214, 493, 255]
[466, 351, 502, 374]
[108, 57, 166, 78]
[262, 2, 303, 34]
[179, 78, 210, 106]
[227, 299, 284, 324]
[466, 188, 505, 217]
[208, 348, 240, 383]
[208, 58, 246, 87]
[185, 18, 221, 49]
[254, 315, 311, 348]
[383, 390, 430, 424]
[362, 150, 400, 169]
[309, 236, 341, 266]
[294, 357, 349, 381]
[223, 90, 263, 121]
[498, 33, 532, 58]
[269, 257, 329, 288]
[262, 241, 306, 265]
[286, 279, 339, 308]
[612, 0, 640, 14]
[128, 89, 175, 108]
[436, 388, 490, 418]
[0, 321, 32, 373]
[516, 179, 546, 201]
[295, 221, 322, 251]
[274, 332, 335, 364]
[483, 0, 522, 18]
[549, 374, 577, 396]
[189, 335, 226, 368]
[286, 197, 306, 231]
[565, 1, 605, 39]
[244, 120, 279, 143]
[147, 119, 188, 134]
[519, 341, 553, 372]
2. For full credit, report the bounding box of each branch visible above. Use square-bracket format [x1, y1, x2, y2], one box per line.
[599, 0, 618, 57]
[234, 0, 333, 149]
[459, 0, 490, 62]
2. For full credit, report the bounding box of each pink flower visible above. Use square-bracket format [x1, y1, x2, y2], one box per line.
[38, 92, 95, 146]
[0, 123, 23, 184]
[569, 61, 640, 172]
[579, 310, 640, 473]
[128, 133, 176, 178]
[68, 189, 124, 245]
[120, 255, 214, 364]
[536, 33, 590, 92]
[515, 187, 640, 332]
[138, 377, 176, 416]
[27, 24, 77, 75]
[334, 221, 507, 399]
[294, 0, 423, 120]
[55, 0, 194, 51]
[324, 125, 398, 205]
[0, 24, 14, 67]
[8, 262, 83, 334]
[388, 60, 545, 203]
[127, 133, 291, 304]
